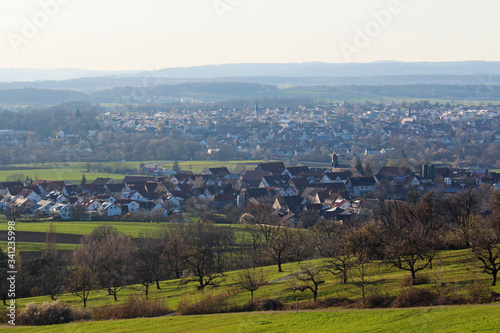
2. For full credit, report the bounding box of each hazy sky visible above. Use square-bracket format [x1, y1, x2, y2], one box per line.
[1, 0, 499, 70]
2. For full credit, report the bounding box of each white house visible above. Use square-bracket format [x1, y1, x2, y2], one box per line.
[33, 200, 55, 216]
[99, 202, 122, 216]
[50, 204, 71, 220]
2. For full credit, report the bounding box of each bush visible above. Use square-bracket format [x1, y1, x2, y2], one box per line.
[400, 274, 431, 287]
[93, 296, 170, 320]
[177, 293, 234, 315]
[467, 282, 492, 304]
[240, 299, 284, 311]
[392, 287, 437, 308]
[19, 301, 92, 326]
[283, 297, 350, 310]
[0, 308, 8, 324]
[351, 294, 394, 309]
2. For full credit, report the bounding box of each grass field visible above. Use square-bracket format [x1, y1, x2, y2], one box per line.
[0, 220, 248, 238]
[8, 248, 500, 312]
[0, 160, 265, 182]
[7, 304, 500, 332]
[0, 241, 78, 252]
[161, 160, 263, 173]
[3, 244, 500, 331]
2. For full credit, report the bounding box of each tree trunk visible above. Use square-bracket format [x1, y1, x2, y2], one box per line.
[145, 284, 149, 299]
[83, 298, 87, 308]
[411, 269, 417, 285]
[343, 270, 347, 284]
[156, 280, 161, 289]
[251, 290, 254, 301]
[113, 291, 118, 302]
[278, 261, 282, 273]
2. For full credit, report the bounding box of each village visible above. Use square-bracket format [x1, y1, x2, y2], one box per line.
[1, 159, 499, 225]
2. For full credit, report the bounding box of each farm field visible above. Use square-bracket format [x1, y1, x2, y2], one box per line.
[7, 305, 500, 333]
[161, 160, 263, 173]
[0, 241, 78, 252]
[0, 160, 266, 182]
[0, 220, 247, 238]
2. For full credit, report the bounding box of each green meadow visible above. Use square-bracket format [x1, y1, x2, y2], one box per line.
[6, 305, 500, 333]
[0, 160, 264, 183]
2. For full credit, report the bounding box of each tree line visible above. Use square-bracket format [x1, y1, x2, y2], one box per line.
[0, 190, 499, 307]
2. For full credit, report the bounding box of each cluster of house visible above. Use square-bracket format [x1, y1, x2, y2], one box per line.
[93, 103, 500, 161]
[1, 160, 499, 222]
[0, 176, 180, 220]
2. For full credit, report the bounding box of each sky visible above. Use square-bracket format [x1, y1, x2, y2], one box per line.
[0, 0, 499, 71]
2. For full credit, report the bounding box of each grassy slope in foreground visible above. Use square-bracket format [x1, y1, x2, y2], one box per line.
[8, 305, 500, 333]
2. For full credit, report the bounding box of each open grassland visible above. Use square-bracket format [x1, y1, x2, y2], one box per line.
[0, 220, 249, 239]
[10, 249, 500, 312]
[0, 241, 78, 252]
[0, 160, 264, 182]
[161, 160, 262, 173]
[0, 168, 125, 183]
[7, 304, 500, 332]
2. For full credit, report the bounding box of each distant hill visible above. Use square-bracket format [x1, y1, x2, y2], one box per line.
[148, 61, 500, 79]
[2, 61, 500, 84]
[0, 88, 88, 106]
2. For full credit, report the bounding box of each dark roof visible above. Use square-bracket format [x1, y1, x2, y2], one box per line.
[376, 167, 415, 182]
[92, 177, 115, 186]
[0, 181, 24, 189]
[6, 186, 24, 196]
[106, 183, 125, 193]
[348, 176, 376, 187]
[208, 167, 230, 177]
[245, 188, 269, 199]
[122, 176, 156, 184]
[256, 162, 286, 176]
[262, 175, 291, 187]
[284, 166, 310, 176]
[306, 183, 347, 193]
[324, 171, 353, 181]
[242, 170, 272, 181]
[275, 195, 305, 215]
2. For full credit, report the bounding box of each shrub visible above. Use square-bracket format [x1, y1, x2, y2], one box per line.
[18, 301, 92, 326]
[177, 293, 234, 315]
[392, 287, 437, 308]
[93, 296, 170, 320]
[240, 299, 284, 311]
[467, 282, 492, 304]
[283, 297, 350, 310]
[400, 274, 431, 287]
[351, 294, 394, 309]
[0, 308, 8, 324]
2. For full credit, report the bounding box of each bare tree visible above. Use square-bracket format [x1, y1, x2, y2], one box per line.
[440, 188, 480, 246]
[133, 230, 166, 298]
[288, 265, 326, 301]
[74, 228, 136, 301]
[466, 213, 500, 286]
[182, 222, 224, 290]
[237, 269, 268, 301]
[162, 230, 188, 279]
[316, 220, 354, 284]
[68, 265, 97, 308]
[378, 196, 442, 285]
[247, 204, 293, 272]
[38, 223, 67, 300]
